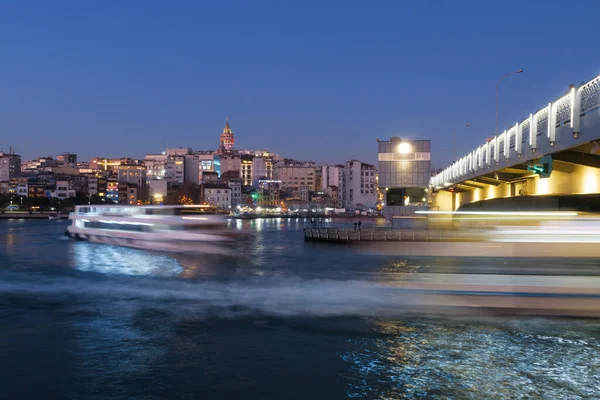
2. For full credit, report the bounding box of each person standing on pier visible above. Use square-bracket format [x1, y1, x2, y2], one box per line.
[358, 221, 362, 231]
[353, 221, 357, 230]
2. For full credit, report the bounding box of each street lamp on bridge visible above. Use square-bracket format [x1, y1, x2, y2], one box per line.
[450, 123, 472, 164]
[496, 69, 524, 136]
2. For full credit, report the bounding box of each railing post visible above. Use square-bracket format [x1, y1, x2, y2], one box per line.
[572, 87, 581, 138]
[515, 122, 521, 157]
[493, 137, 499, 165]
[530, 113, 537, 152]
[548, 102, 556, 146]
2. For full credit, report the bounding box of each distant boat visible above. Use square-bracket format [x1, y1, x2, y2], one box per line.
[231, 212, 257, 220]
[48, 215, 60, 220]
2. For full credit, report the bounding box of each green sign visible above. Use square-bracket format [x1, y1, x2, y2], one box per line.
[527, 155, 552, 179]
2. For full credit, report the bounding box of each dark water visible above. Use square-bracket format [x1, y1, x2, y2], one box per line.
[1, 218, 599, 399]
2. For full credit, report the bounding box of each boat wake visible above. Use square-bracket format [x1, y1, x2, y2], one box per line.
[0, 272, 423, 318]
[3, 269, 599, 318]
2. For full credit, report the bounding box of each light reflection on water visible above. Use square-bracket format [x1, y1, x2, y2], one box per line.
[342, 319, 600, 399]
[71, 241, 183, 277]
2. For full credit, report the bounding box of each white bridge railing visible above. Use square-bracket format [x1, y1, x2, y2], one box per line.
[431, 73, 600, 188]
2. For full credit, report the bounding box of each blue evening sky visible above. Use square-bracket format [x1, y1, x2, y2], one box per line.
[2, 0, 600, 168]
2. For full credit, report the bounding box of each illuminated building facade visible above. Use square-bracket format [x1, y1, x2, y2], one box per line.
[275, 165, 316, 191]
[377, 137, 431, 207]
[106, 181, 119, 202]
[241, 155, 253, 186]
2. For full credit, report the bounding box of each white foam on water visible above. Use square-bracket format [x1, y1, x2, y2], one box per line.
[0, 271, 419, 318]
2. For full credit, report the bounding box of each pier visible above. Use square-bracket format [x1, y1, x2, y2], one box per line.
[303, 228, 475, 242]
[0, 212, 68, 220]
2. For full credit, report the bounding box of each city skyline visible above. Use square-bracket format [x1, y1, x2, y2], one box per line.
[3, 1, 600, 168]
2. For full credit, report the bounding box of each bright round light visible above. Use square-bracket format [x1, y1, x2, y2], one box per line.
[398, 142, 412, 154]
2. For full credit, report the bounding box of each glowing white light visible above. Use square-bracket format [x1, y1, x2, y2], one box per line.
[398, 142, 412, 154]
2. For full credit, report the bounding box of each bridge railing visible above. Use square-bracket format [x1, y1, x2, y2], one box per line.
[431, 73, 600, 188]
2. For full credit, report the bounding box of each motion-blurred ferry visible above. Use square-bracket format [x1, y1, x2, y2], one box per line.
[67, 205, 238, 254]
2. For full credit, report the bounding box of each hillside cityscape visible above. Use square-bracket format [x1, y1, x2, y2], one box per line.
[0, 119, 382, 214]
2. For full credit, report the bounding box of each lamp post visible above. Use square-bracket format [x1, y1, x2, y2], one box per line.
[496, 69, 524, 135]
[451, 123, 472, 163]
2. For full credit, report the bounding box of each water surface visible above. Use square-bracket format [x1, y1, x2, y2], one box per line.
[1, 218, 599, 399]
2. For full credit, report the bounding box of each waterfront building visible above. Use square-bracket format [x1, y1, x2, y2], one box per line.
[251, 156, 273, 187]
[27, 180, 46, 198]
[85, 174, 98, 196]
[377, 137, 431, 226]
[97, 177, 108, 198]
[193, 152, 221, 181]
[52, 179, 75, 199]
[165, 156, 185, 184]
[315, 166, 323, 194]
[201, 182, 232, 209]
[71, 175, 88, 195]
[326, 185, 339, 207]
[16, 182, 28, 197]
[0, 148, 21, 182]
[148, 180, 168, 204]
[144, 154, 167, 180]
[257, 179, 281, 206]
[106, 180, 119, 202]
[344, 160, 377, 209]
[118, 164, 147, 201]
[299, 185, 310, 203]
[144, 153, 184, 184]
[241, 155, 253, 186]
[118, 183, 139, 205]
[275, 164, 317, 191]
[321, 164, 345, 207]
[225, 177, 243, 207]
[377, 137, 430, 207]
[184, 154, 200, 184]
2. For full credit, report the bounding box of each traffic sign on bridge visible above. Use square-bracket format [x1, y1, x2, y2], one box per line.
[527, 155, 553, 179]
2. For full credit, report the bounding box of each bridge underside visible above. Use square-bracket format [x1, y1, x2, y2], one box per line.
[432, 143, 600, 211]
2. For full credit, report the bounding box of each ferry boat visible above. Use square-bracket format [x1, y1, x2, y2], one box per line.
[67, 205, 240, 254]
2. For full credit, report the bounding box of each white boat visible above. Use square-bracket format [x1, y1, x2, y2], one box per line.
[67, 205, 239, 254]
